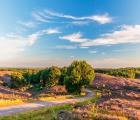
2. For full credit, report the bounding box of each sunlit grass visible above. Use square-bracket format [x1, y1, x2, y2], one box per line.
[0, 99, 25, 107]
[37, 95, 74, 102]
[0, 104, 73, 120]
[0, 93, 78, 107]
[0, 91, 100, 120]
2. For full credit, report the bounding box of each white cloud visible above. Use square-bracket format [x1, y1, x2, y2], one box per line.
[0, 34, 29, 60]
[45, 10, 112, 24]
[0, 28, 61, 60]
[80, 46, 89, 49]
[32, 9, 112, 24]
[87, 14, 112, 24]
[43, 28, 61, 34]
[80, 25, 140, 47]
[32, 12, 50, 23]
[55, 45, 77, 49]
[59, 32, 87, 43]
[19, 21, 36, 28]
[71, 21, 89, 26]
[89, 50, 97, 54]
[28, 28, 61, 44]
[59, 24, 140, 47]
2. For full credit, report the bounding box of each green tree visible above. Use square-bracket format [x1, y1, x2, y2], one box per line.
[65, 60, 95, 93]
[41, 66, 61, 87]
[40, 69, 49, 87]
[59, 67, 67, 85]
[23, 70, 42, 89]
[10, 72, 26, 88]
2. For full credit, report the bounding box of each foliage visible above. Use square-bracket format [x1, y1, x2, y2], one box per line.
[95, 68, 136, 78]
[59, 67, 67, 85]
[135, 70, 140, 79]
[41, 66, 61, 87]
[65, 60, 95, 93]
[23, 70, 42, 85]
[10, 72, 26, 88]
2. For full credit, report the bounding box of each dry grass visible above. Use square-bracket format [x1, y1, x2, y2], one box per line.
[0, 93, 28, 107]
[0, 99, 24, 107]
[93, 73, 140, 120]
[60, 73, 140, 120]
[36, 93, 74, 102]
[0, 71, 12, 76]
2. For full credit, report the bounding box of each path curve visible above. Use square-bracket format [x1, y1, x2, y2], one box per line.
[0, 89, 94, 115]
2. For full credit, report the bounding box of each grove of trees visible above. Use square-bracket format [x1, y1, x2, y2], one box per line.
[9, 60, 95, 94]
[95, 68, 136, 78]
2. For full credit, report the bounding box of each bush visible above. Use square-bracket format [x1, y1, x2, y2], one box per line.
[65, 60, 95, 93]
[23, 70, 42, 85]
[135, 71, 140, 79]
[59, 67, 67, 85]
[95, 68, 136, 78]
[41, 66, 61, 88]
[10, 72, 26, 89]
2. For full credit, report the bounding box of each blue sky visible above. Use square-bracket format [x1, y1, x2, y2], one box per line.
[0, 0, 140, 68]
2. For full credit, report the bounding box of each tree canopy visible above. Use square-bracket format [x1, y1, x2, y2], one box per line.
[65, 60, 95, 93]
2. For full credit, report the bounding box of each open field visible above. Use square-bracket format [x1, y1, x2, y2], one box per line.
[0, 73, 140, 119]
[1, 0, 140, 119]
[62, 73, 140, 120]
[93, 73, 140, 119]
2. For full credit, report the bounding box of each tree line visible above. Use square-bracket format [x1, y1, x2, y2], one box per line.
[95, 68, 140, 79]
[9, 61, 95, 94]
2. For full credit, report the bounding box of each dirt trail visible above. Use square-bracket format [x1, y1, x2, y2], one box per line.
[0, 89, 93, 115]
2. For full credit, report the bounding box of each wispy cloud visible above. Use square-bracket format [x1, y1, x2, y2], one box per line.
[89, 50, 97, 54]
[81, 25, 140, 47]
[0, 34, 30, 60]
[55, 45, 77, 49]
[80, 46, 89, 49]
[32, 9, 112, 24]
[32, 12, 50, 23]
[59, 32, 87, 43]
[45, 10, 112, 24]
[19, 21, 36, 28]
[71, 21, 89, 26]
[28, 28, 61, 44]
[0, 28, 61, 60]
[43, 28, 61, 34]
[59, 25, 140, 47]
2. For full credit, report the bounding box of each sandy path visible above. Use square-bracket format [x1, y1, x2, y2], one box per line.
[0, 90, 93, 115]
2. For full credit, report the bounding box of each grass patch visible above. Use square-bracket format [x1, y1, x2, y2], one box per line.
[0, 90, 100, 120]
[76, 91, 101, 106]
[0, 99, 25, 107]
[37, 95, 74, 102]
[0, 104, 73, 120]
[0, 94, 76, 107]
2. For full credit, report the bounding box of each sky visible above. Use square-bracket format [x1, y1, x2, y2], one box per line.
[0, 0, 140, 68]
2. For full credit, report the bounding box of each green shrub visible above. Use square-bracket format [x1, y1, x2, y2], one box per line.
[23, 70, 42, 85]
[95, 68, 136, 78]
[65, 60, 95, 93]
[41, 66, 61, 88]
[135, 71, 140, 79]
[59, 67, 67, 85]
[10, 72, 26, 88]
